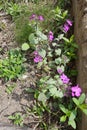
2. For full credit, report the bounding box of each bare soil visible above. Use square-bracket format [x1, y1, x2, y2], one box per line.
[0, 11, 38, 129]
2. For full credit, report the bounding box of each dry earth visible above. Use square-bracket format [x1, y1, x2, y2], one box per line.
[0, 11, 37, 129]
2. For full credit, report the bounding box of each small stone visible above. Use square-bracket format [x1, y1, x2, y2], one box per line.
[20, 98, 28, 106]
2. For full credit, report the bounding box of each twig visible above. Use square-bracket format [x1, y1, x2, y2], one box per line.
[33, 122, 40, 130]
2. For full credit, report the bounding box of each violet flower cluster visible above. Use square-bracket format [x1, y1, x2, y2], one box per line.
[57, 69, 82, 97]
[63, 19, 72, 33]
[71, 85, 82, 97]
[33, 51, 43, 63]
[48, 31, 54, 42]
[60, 73, 70, 84]
[30, 14, 44, 21]
[57, 69, 70, 84]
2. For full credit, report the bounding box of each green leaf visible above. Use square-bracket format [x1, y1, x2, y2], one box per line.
[82, 109, 87, 115]
[69, 110, 77, 121]
[57, 78, 63, 85]
[55, 49, 61, 56]
[63, 37, 69, 43]
[63, 10, 68, 18]
[72, 98, 80, 106]
[68, 120, 76, 129]
[55, 58, 62, 64]
[38, 49, 46, 58]
[8, 115, 15, 120]
[70, 35, 74, 42]
[29, 33, 35, 44]
[55, 90, 63, 98]
[36, 30, 47, 40]
[57, 34, 64, 41]
[52, 42, 57, 47]
[37, 61, 43, 68]
[47, 52, 53, 57]
[49, 87, 57, 96]
[79, 93, 86, 104]
[57, 65, 64, 73]
[60, 115, 67, 122]
[59, 104, 68, 114]
[38, 92, 47, 103]
[25, 88, 35, 93]
[46, 78, 56, 85]
[21, 43, 30, 51]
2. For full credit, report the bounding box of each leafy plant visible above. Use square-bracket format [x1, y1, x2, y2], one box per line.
[0, 48, 26, 81]
[24, 6, 87, 130]
[62, 35, 78, 60]
[2, 0, 86, 130]
[8, 113, 24, 126]
[14, 2, 54, 46]
[6, 2, 22, 19]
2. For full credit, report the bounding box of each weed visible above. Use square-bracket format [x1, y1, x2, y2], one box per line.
[8, 113, 24, 126]
[0, 48, 26, 81]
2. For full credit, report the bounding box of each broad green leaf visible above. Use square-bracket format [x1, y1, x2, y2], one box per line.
[38, 49, 46, 58]
[55, 58, 62, 64]
[49, 87, 57, 96]
[60, 115, 67, 122]
[79, 93, 86, 104]
[55, 49, 61, 56]
[37, 61, 43, 68]
[49, 87, 63, 98]
[59, 104, 68, 114]
[47, 52, 53, 57]
[47, 84, 54, 89]
[68, 120, 76, 129]
[46, 78, 56, 85]
[21, 43, 30, 51]
[29, 33, 37, 44]
[63, 10, 68, 18]
[57, 78, 63, 86]
[72, 98, 80, 106]
[69, 110, 77, 121]
[36, 30, 47, 40]
[29, 33, 35, 42]
[55, 90, 63, 98]
[52, 42, 57, 47]
[70, 35, 74, 42]
[57, 34, 64, 41]
[63, 37, 69, 43]
[38, 92, 47, 103]
[82, 109, 87, 115]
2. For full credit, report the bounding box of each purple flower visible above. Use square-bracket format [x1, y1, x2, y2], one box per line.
[66, 19, 72, 26]
[71, 85, 82, 97]
[33, 51, 43, 63]
[60, 73, 70, 84]
[38, 15, 44, 21]
[48, 31, 54, 42]
[57, 69, 63, 74]
[33, 50, 38, 55]
[63, 23, 70, 32]
[34, 55, 43, 63]
[30, 14, 36, 20]
[63, 19, 72, 33]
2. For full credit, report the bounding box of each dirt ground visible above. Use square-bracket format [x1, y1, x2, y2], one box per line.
[0, 11, 38, 129]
